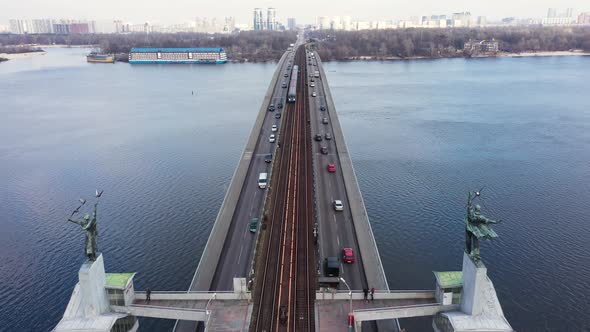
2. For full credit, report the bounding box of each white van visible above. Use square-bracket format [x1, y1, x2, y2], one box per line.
[258, 173, 268, 189]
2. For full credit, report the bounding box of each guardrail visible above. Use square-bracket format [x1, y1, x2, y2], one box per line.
[316, 289, 435, 301]
[353, 303, 459, 321]
[112, 304, 208, 321]
[136, 291, 250, 301]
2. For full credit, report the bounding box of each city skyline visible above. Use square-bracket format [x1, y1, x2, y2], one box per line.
[1, 0, 588, 26]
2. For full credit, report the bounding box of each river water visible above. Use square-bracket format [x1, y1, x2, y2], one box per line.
[0, 48, 588, 331]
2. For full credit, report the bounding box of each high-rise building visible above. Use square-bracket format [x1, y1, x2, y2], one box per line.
[330, 16, 341, 30]
[452, 12, 472, 27]
[267, 8, 276, 30]
[543, 8, 576, 25]
[31, 19, 53, 33]
[316, 16, 330, 30]
[253, 8, 264, 30]
[224, 17, 236, 33]
[579, 12, 590, 24]
[9, 19, 26, 34]
[287, 18, 296, 30]
[477, 16, 487, 27]
[342, 16, 352, 30]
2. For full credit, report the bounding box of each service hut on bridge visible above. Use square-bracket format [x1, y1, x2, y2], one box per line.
[433, 271, 463, 305]
[105, 273, 137, 307]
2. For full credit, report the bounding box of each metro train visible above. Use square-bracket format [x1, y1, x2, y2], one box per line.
[287, 65, 299, 103]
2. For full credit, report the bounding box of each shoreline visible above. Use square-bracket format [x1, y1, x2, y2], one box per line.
[324, 50, 590, 62]
[495, 51, 590, 57]
[0, 51, 47, 60]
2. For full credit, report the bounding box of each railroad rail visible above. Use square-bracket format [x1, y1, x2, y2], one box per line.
[251, 45, 316, 332]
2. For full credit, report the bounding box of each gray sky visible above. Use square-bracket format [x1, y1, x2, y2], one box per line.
[1, 0, 588, 25]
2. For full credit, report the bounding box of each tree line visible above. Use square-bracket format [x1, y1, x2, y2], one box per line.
[309, 26, 590, 60]
[0, 31, 297, 62]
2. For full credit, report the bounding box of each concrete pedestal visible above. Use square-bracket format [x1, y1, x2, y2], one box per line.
[433, 253, 513, 332]
[78, 253, 109, 316]
[460, 252, 487, 315]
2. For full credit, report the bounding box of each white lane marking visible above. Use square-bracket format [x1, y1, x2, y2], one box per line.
[251, 190, 258, 214]
[337, 235, 340, 246]
[333, 214, 337, 223]
[237, 245, 244, 265]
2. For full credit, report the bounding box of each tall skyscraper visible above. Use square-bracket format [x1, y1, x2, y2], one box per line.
[253, 8, 263, 30]
[267, 8, 276, 30]
[287, 18, 296, 30]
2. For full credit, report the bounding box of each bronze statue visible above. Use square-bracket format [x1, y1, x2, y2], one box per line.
[68, 190, 103, 261]
[465, 190, 501, 261]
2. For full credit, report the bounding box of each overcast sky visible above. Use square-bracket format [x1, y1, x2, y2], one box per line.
[1, 0, 588, 25]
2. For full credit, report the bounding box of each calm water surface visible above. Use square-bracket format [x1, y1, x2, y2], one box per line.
[0, 49, 589, 331]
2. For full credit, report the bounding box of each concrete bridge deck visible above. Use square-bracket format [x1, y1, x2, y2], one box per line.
[134, 290, 443, 331]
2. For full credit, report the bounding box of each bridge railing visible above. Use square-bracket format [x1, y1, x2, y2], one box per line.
[316, 289, 435, 301]
[352, 303, 460, 321]
[135, 291, 251, 301]
[112, 304, 208, 321]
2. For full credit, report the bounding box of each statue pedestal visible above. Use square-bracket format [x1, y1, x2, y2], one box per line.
[460, 252, 487, 315]
[78, 253, 109, 316]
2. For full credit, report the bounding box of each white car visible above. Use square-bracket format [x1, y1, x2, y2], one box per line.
[334, 200, 343, 211]
[310, 82, 315, 87]
[312, 92, 317, 97]
[269, 134, 276, 143]
[271, 124, 278, 132]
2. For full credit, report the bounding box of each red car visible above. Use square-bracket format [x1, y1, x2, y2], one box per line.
[327, 163, 336, 172]
[342, 248, 355, 263]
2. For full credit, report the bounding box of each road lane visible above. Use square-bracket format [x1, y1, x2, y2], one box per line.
[208, 51, 296, 291]
[306, 49, 368, 291]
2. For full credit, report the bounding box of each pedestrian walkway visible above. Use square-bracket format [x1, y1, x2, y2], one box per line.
[316, 298, 436, 332]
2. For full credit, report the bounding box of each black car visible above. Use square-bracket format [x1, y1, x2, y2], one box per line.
[320, 106, 326, 112]
[278, 102, 283, 109]
[320, 146, 328, 154]
[264, 153, 272, 163]
[268, 105, 275, 112]
[314, 134, 323, 141]
[325, 133, 332, 140]
[282, 82, 287, 88]
[275, 113, 281, 119]
[284, 73, 288, 77]
[322, 118, 329, 124]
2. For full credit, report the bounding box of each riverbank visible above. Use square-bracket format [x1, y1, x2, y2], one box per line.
[0, 51, 47, 60]
[324, 50, 590, 62]
[496, 50, 590, 57]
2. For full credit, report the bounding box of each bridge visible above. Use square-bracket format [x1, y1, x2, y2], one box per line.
[53, 38, 514, 332]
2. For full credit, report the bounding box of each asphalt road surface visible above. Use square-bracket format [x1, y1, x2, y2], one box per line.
[208, 51, 297, 291]
[307, 50, 369, 292]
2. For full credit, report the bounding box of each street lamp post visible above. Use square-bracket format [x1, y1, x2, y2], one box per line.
[205, 292, 217, 328]
[340, 277, 353, 329]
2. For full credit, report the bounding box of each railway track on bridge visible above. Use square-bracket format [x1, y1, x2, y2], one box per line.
[251, 45, 316, 332]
